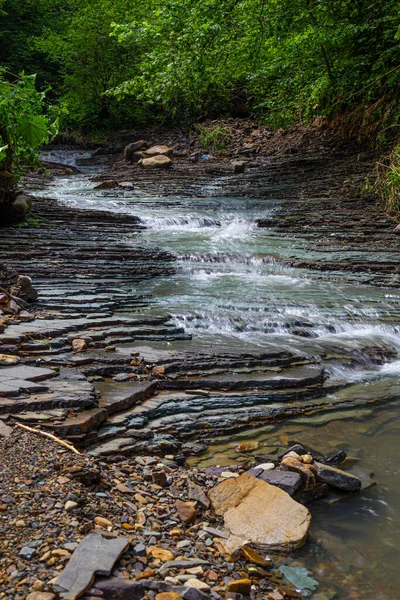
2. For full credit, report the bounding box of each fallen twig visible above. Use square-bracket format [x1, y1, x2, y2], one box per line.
[14, 422, 82, 455]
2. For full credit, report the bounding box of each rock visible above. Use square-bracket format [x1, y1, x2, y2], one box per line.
[94, 516, 112, 529]
[94, 180, 119, 190]
[26, 594, 55, 600]
[153, 365, 166, 377]
[152, 470, 168, 487]
[241, 545, 270, 567]
[280, 457, 316, 490]
[156, 594, 183, 600]
[124, 140, 149, 161]
[16, 274, 38, 301]
[144, 145, 173, 157]
[188, 480, 210, 508]
[226, 580, 251, 595]
[314, 462, 362, 492]
[236, 440, 259, 452]
[208, 474, 310, 551]
[190, 151, 201, 163]
[138, 156, 173, 169]
[72, 338, 88, 353]
[213, 534, 246, 562]
[254, 470, 302, 496]
[0, 353, 20, 365]
[321, 450, 347, 465]
[184, 580, 211, 593]
[150, 546, 174, 561]
[279, 565, 318, 591]
[253, 462, 275, 471]
[31, 581, 45, 592]
[175, 499, 196, 523]
[20, 546, 36, 559]
[54, 534, 129, 599]
[231, 161, 246, 174]
[15, 519, 26, 527]
[65, 500, 78, 512]
[0, 419, 12, 437]
[10, 194, 32, 219]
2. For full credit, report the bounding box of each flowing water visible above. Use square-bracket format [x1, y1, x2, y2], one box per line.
[37, 151, 400, 599]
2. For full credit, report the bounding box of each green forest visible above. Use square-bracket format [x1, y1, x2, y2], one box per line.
[0, 0, 400, 213]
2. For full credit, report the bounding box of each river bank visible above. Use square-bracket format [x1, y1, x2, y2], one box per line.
[1, 122, 400, 599]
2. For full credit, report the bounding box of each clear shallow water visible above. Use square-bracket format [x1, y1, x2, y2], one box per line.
[38, 151, 400, 598]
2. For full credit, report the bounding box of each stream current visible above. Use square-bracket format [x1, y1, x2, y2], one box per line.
[38, 151, 400, 599]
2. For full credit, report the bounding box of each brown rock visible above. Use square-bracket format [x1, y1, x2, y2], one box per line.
[138, 156, 173, 169]
[280, 457, 316, 490]
[241, 545, 270, 567]
[226, 579, 252, 595]
[93, 517, 112, 529]
[156, 593, 183, 600]
[175, 499, 196, 524]
[208, 474, 310, 551]
[135, 568, 156, 580]
[124, 140, 149, 161]
[144, 145, 173, 157]
[93, 180, 119, 190]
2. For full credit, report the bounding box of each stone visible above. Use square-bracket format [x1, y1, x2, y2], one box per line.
[54, 534, 129, 599]
[26, 594, 55, 600]
[254, 462, 275, 471]
[314, 462, 362, 492]
[65, 500, 78, 512]
[226, 580, 251, 595]
[138, 156, 173, 169]
[93, 180, 119, 190]
[0, 353, 20, 365]
[241, 545, 270, 567]
[156, 594, 183, 600]
[94, 516, 112, 529]
[208, 474, 310, 551]
[251, 469, 302, 496]
[213, 534, 246, 562]
[184, 580, 210, 593]
[0, 419, 12, 437]
[72, 338, 88, 353]
[32, 581, 45, 592]
[144, 145, 173, 157]
[175, 499, 196, 523]
[124, 140, 149, 161]
[15, 519, 26, 528]
[231, 161, 246, 174]
[152, 470, 168, 487]
[188, 480, 210, 508]
[20, 546, 36, 559]
[150, 546, 174, 561]
[280, 457, 316, 490]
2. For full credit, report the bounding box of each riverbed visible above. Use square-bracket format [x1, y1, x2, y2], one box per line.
[30, 149, 400, 599]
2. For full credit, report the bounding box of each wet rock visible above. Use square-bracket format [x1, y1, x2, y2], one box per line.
[226, 580, 251, 595]
[280, 457, 316, 490]
[0, 353, 20, 365]
[124, 141, 149, 161]
[54, 534, 129, 599]
[231, 161, 246, 174]
[321, 450, 347, 466]
[208, 474, 310, 551]
[138, 156, 173, 169]
[241, 545, 270, 567]
[94, 180, 119, 190]
[314, 462, 362, 492]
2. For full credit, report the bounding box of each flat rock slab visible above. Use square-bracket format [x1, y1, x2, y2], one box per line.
[208, 473, 311, 551]
[0, 419, 12, 437]
[0, 365, 57, 382]
[54, 533, 129, 599]
[245, 468, 302, 496]
[315, 461, 361, 492]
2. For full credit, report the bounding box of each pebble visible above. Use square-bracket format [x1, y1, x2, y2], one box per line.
[64, 500, 78, 512]
[184, 579, 211, 592]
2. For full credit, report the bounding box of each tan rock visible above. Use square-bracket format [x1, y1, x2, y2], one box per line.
[213, 534, 246, 561]
[26, 594, 55, 600]
[93, 516, 112, 529]
[241, 545, 270, 566]
[208, 474, 310, 551]
[175, 499, 196, 524]
[149, 546, 174, 561]
[184, 579, 210, 592]
[138, 155, 173, 169]
[31, 581, 45, 592]
[144, 145, 173, 157]
[135, 568, 156, 580]
[0, 354, 20, 365]
[72, 338, 88, 353]
[155, 593, 183, 600]
[280, 456, 316, 490]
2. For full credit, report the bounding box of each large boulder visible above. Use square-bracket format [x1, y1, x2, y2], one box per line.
[124, 141, 150, 161]
[143, 145, 173, 157]
[9, 194, 32, 220]
[208, 474, 310, 551]
[138, 156, 173, 170]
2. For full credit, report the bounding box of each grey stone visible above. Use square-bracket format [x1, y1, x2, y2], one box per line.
[19, 546, 36, 559]
[257, 470, 302, 496]
[188, 480, 210, 508]
[0, 419, 12, 437]
[315, 462, 362, 492]
[54, 534, 129, 599]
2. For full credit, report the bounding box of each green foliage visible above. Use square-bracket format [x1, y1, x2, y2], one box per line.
[198, 125, 231, 152]
[0, 0, 399, 133]
[376, 145, 400, 218]
[0, 72, 58, 179]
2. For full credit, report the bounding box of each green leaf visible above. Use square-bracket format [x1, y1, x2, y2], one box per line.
[17, 115, 49, 147]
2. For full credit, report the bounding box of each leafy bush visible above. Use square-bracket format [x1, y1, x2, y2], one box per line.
[376, 145, 400, 218]
[198, 125, 231, 152]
